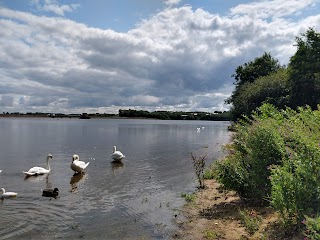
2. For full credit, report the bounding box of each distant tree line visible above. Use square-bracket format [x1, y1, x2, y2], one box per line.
[1, 110, 229, 120]
[118, 109, 230, 121]
[226, 28, 320, 120]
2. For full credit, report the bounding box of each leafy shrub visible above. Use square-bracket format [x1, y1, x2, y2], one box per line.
[214, 104, 286, 199]
[239, 209, 261, 235]
[303, 215, 320, 239]
[214, 103, 320, 226]
[270, 107, 320, 224]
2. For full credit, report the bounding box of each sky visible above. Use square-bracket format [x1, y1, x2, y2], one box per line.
[0, 0, 319, 114]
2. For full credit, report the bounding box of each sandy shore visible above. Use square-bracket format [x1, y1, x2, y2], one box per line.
[173, 179, 303, 240]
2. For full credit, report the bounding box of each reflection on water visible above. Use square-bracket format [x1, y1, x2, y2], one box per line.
[70, 172, 85, 192]
[0, 118, 232, 239]
[111, 161, 124, 176]
[24, 173, 48, 183]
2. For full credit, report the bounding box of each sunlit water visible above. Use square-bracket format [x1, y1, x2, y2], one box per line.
[0, 118, 232, 239]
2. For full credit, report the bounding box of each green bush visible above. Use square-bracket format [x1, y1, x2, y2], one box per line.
[214, 103, 320, 226]
[214, 104, 286, 199]
[270, 107, 320, 224]
[303, 215, 320, 239]
[203, 163, 216, 179]
[239, 209, 262, 235]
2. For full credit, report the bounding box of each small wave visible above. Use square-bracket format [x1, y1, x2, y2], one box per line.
[0, 198, 73, 239]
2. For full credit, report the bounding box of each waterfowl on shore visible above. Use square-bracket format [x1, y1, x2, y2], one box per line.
[0, 188, 18, 199]
[42, 188, 59, 199]
[23, 154, 53, 176]
[111, 146, 125, 161]
[70, 154, 89, 174]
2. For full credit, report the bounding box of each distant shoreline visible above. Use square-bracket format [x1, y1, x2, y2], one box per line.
[0, 112, 231, 121]
[0, 114, 130, 119]
[0, 115, 230, 121]
[0, 114, 163, 120]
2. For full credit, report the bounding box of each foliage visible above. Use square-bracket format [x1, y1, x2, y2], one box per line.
[118, 109, 231, 121]
[231, 52, 282, 87]
[203, 229, 220, 239]
[203, 163, 216, 179]
[214, 103, 286, 199]
[229, 68, 289, 119]
[181, 193, 196, 202]
[289, 28, 320, 110]
[214, 103, 320, 227]
[226, 52, 282, 119]
[239, 209, 261, 235]
[303, 215, 320, 239]
[191, 153, 206, 189]
[269, 106, 320, 225]
[226, 28, 320, 120]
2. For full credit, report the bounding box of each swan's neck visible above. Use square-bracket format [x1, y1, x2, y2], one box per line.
[113, 146, 116, 152]
[1, 188, 5, 194]
[46, 157, 51, 171]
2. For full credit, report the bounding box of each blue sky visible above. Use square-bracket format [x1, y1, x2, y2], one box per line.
[0, 0, 319, 114]
[2, 0, 252, 31]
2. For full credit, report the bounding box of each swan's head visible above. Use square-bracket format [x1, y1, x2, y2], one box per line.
[53, 188, 59, 193]
[47, 154, 53, 159]
[0, 188, 5, 194]
[72, 154, 80, 161]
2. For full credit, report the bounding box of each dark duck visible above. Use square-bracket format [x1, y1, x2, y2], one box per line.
[42, 188, 59, 199]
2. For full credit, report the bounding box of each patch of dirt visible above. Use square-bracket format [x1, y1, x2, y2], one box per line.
[173, 179, 304, 240]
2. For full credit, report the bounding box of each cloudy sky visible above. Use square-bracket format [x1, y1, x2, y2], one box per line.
[0, 0, 319, 114]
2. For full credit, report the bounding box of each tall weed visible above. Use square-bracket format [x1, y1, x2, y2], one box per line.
[191, 153, 206, 189]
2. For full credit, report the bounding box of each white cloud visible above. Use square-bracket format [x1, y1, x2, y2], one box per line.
[31, 0, 80, 16]
[0, 1, 320, 113]
[164, 0, 182, 6]
[230, 0, 316, 19]
[128, 95, 160, 105]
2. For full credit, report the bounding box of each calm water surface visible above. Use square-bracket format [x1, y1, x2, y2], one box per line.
[0, 118, 232, 239]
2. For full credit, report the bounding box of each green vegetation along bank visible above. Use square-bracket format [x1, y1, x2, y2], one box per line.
[211, 103, 320, 238]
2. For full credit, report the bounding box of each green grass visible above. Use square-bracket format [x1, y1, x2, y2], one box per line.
[181, 193, 196, 202]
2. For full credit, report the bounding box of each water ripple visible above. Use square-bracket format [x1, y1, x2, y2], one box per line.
[0, 198, 73, 239]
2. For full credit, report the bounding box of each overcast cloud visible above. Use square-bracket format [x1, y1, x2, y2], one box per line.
[0, 0, 320, 114]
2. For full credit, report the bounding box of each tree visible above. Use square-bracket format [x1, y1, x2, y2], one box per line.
[226, 53, 283, 119]
[288, 28, 320, 110]
[232, 52, 282, 87]
[229, 68, 289, 119]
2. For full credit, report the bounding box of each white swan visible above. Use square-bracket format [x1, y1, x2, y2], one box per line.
[0, 188, 18, 199]
[111, 146, 125, 161]
[70, 154, 89, 174]
[23, 154, 53, 176]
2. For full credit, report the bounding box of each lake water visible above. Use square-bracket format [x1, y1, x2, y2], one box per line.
[0, 118, 232, 239]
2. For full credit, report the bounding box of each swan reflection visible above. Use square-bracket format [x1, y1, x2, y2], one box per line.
[70, 172, 85, 192]
[24, 173, 49, 183]
[111, 161, 124, 176]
